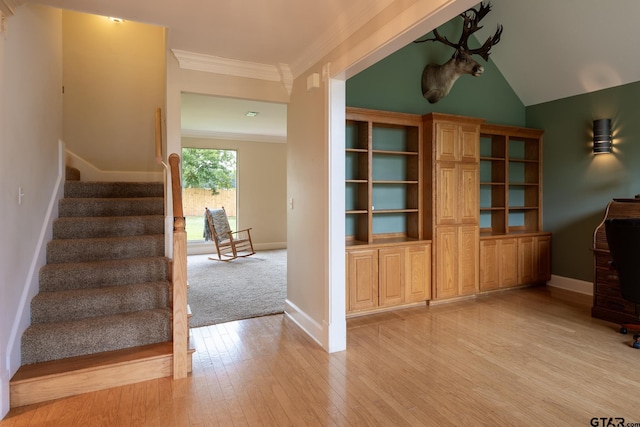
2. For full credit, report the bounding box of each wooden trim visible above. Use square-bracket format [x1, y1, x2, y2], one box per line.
[155, 107, 163, 164]
[168, 153, 189, 379]
[346, 107, 422, 126]
[169, 154, 183, 219]
[10, 343, 173, 407]
[480, 122, 544, 138]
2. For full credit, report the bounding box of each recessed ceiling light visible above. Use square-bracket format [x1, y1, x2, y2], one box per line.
[245, 111, 259, 117]
[109, 17, 124, 23]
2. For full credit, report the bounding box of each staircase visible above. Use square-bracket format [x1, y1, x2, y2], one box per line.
[9, 170, 189, 407]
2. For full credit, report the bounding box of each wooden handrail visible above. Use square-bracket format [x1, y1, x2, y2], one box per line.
[155, 108, 163, 165]
[168, 154, 184, 220]
[168, 152, 188, 379]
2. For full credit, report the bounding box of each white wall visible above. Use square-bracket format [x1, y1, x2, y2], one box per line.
[182, 136, 287, 251]
[62, 10, 165, 174]
[0, 4, 63, 418]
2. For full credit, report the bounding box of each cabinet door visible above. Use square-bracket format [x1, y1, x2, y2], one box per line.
[379, 247, 404, 307]
[500, 237, 518, 287]
[435, 122, 459, 162]
[347, 249, 378, 312]
[480, 237, 518, 290]
[406, 244, 431, 302]
[459, 226, 479, 295]
[460, 125, 479, 162]
[459, 162, 479, 224]
[517, 237, 535, 284]
[535, 235, 551, 282]
[436, 162, 458, 225]
[479, 240, 500, 291]
[435, 227, 459, 299]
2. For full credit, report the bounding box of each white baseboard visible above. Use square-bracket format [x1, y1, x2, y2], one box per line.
[284, 299, 325, 349]
[547, 274, 593, 296]
[186, 241, 286, 256]
[66, 150, 163, 182]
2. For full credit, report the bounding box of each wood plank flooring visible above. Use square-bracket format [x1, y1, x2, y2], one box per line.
[3, 286, 640, 426]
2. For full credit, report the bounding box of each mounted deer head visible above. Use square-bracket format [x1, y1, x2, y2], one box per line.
[415, 2, 503, 103]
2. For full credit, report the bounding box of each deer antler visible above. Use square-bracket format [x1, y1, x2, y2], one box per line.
[414, 1, 502, 61]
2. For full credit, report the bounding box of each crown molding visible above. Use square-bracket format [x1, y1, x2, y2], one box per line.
[0, 0, 22, 16]
[289, 0, 394, 78]
[173, 49, 281, 81]
[181, 129, 286, 144]
[172, 49, 293, 95]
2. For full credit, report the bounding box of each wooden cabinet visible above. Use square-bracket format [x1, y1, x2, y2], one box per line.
[424, 114, 483, 300]
[592, 199, 640, 324]
[346, 108, 551, 315]
[345, 107, 430, 315]
[478, 124, 544, 235]
[346, 249, 378, 312]
[476, 122, 550, 293]
[517, 234, 551, 284]
[379, 247, 404, 307]
[480, 237, 517, 291]
[480, 234, 549, 291]
[345, 107, 423, 245]
[346, 243, 431, 314]
[433, 225, 479, 298]
[406, 244, 431, 302]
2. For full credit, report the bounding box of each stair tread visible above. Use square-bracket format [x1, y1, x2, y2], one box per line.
[40, 255, 169, 271]
[39, 256, 170, 291]
[31, 282, 171, 323]
[46, 234, 165, 264]
[22, 309, 172, 364]
[64, 181, 164, 198]
[11, 342, 172, 383]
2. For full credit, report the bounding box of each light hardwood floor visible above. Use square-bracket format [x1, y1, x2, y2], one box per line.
[3, 286, 640, 426]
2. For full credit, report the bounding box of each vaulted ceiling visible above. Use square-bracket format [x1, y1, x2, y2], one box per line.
[23, 0, 640, 136]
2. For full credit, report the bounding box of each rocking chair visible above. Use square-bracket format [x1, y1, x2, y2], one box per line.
[204, 207, 255, 261]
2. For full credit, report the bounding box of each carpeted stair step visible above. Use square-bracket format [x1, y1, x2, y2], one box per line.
[64, 181, 164, 198]
[53, 215, 164, 239]
[39, 257, 169, 292]
[58, 197, 164, 217]
[46, 234, 164, 264]
[31, 282, 170, 323]
[21, 308, 172, 365]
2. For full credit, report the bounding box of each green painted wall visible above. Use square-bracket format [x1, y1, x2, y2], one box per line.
[526, 81, 640, 282]
[346, 19, 525, 126]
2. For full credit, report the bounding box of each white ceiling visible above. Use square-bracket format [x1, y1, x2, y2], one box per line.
[180, 93, 287, 143]
[26, 0, 640, 137]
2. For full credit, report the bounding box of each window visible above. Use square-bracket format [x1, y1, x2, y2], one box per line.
[181, 148, 237, 241]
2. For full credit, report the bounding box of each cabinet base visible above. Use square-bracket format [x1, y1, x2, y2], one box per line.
[346, 301, 427, 318]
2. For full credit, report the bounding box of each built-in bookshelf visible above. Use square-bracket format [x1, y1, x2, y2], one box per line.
[345, 107, 423, 245]
[479, 124, 544, 235]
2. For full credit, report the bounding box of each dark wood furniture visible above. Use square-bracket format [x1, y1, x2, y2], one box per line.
[592, 198, 640, 323]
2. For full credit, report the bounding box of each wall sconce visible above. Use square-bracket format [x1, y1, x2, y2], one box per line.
[593, 118, 612, 154]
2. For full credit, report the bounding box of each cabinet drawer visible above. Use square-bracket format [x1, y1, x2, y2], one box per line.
[594, 281, 622, 298]
[595, 268, 619, 285]
[595, 296, 637, 316]
[595, 254, 614, 270]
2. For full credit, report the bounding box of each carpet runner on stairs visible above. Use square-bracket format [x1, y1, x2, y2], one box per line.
[21, 180, 171, 365]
